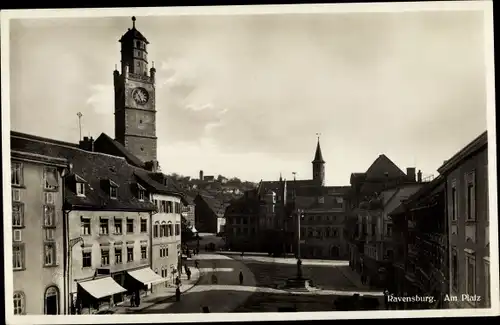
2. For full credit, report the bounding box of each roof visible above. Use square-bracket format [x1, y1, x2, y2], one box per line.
[312, 138, 325, 163]
[94, 133, 145, 168]
[11, 131, 156, 212]
[196, 194, 229, 217]
[364, 154, 406, 181]
[388, 175, 445, 216]
[437, 131, 487, 175]
[119, 18, 149, 44]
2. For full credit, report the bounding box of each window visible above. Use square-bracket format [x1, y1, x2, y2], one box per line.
[126, 218, 134, 233]
[141, 246, 147, 260]
[43, 167, 59, 190]
[138, 189, 145, 201]
[175, 224, 180, 236]
[82, 251, 91, 268]
[465, 172, 476, 221]
[44, 286, 59, 315]
[466, 254, 476, 296]
[168, 222, 173, 236]
[13, 244, 25, 270]
[45, 228, 55, 241]
[114, 218, 122, 234]
[115, 248, 122, 264]
[81, 217, 91, 235]
[386, 224, 392, 237]
[76, 182, 85, 196]
[371, 224, 376, 236]
[110, 186, 118, 199]
[101, 249, 110, 266]
[386, 249, 394, 260]
[99, 218, 109, 235]
[167, 201, 174, 213]
[12, 202, 24, 227]
[451, 183, 457, 221]
[43, 205, 55, 227]
[13, 292, 25, 315]
[44, 242, 56, 266]
[11, 162, 23, 186]
[136, 41, 140, 48]
[333, 228, 338, 237]
[12, 189, 21, 202]
[140, 219, 147, 233]
[127, 247, 134, 262]
[154, 222, 159, 238]
[452, 249, 458, 290]
[44, 192, 55, 204]
[325, 227, 331, 237]
[160, 222, 166, 237]
[160, 247, 168, 258]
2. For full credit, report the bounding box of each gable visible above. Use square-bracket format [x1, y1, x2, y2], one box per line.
[365, 154, 406, 180]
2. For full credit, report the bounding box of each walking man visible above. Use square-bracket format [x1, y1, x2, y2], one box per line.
[239, 271, 244, 285]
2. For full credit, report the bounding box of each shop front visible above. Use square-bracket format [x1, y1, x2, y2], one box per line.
[125, 267, 168, 297]
[76, 276, 127, 314]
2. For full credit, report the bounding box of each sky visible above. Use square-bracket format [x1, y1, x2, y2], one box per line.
[9, 9, 489, 185]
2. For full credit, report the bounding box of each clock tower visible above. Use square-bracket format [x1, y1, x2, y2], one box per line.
[114, 16, 157, 163]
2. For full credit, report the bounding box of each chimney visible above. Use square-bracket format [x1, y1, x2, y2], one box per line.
[79, 136, 94, 152]
[417, 170, 422, 182]
[199, 170, 204, 181]
[406, 167, 416, 182]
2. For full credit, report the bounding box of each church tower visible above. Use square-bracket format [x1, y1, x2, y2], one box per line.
[312, 136, 325, 186]
[114, 16, 157, 163]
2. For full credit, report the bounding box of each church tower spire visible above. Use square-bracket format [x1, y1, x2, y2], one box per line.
[312, 133, 325, 186]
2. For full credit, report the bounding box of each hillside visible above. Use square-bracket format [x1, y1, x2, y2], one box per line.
[166, 173, 257, 205]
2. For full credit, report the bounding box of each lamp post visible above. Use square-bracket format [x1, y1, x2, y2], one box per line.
[296, 209, 304, 279]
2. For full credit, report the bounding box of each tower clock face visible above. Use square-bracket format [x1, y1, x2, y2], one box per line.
[132, 87, 149, 105]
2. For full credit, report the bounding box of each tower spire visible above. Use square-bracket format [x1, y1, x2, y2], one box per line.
[312, 133, 325, 163]
[312, 133, 325, 186]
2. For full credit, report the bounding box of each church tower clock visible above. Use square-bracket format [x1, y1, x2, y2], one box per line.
[114, 16, 157, 163]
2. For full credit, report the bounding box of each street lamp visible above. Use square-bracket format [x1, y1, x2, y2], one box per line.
[296, 208, 305, 279]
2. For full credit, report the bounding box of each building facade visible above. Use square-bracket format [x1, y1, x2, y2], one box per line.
[346, 154, 422, 285]
[11, 150, 68, 315]
[151, 193, 183, 287]
[438, 131, 490, 308]
[390, 176, 448, 308]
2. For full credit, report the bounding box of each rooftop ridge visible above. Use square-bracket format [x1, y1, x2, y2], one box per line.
[12, 133, 128, 161]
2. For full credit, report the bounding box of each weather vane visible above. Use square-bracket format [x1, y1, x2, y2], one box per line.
[316, 132, 321, 140]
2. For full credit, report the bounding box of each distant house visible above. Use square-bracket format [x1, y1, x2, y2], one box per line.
[194, 194, 228, 234]
[203, 175, 215, 183]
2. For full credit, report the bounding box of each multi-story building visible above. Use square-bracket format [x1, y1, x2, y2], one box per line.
[10, 148, 68, 315]
[359, 182, 423, 289]
[295, 191, 350, 259]
[11, 132, 169, 314]
[390, 176, 448, 308]
[148, 190, 183, 286]
[347, 154, 421, 279]
[438, 131, 490, 308]
[181, 196, 196, 227]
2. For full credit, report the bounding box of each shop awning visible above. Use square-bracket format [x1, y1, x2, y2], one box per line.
[127, 267, 167, 285]
[78, 277, 127, 299]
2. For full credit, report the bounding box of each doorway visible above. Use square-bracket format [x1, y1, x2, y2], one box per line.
[44, 286, 59, 315]
[330, 246, 339, 258]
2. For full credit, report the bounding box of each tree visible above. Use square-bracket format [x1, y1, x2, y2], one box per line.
[180, 215, 195, 243]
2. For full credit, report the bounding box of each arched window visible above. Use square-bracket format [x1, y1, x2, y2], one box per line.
[154, 222, 159, 238]
[167, 221, 173, 237]
[44, 285, 59, 315]
[13, 291, 25, 315]
[160, 221, 166, 237]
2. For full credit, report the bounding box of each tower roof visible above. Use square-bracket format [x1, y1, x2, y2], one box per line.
[312, 137, 325, 163]
[119, 16, 149, 44]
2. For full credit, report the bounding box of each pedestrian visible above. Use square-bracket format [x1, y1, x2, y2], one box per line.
[175, 287, 181, 301]
[383, 289, 390, 310]
[195, 260, 199, 269]
[175, 276, 182, 287]
[187, 268, 192, 280]
[130, 294, 135, 307]
[241, 251, 245, 258]
[239, 271, 244, 285]
[135, 291, 141, 307]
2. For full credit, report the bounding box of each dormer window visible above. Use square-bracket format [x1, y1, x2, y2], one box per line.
[318, 196, 325, 204]
[75, 175, 87, 197]
[137, 183, 146, 201]
[109, 180, 119, 199]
